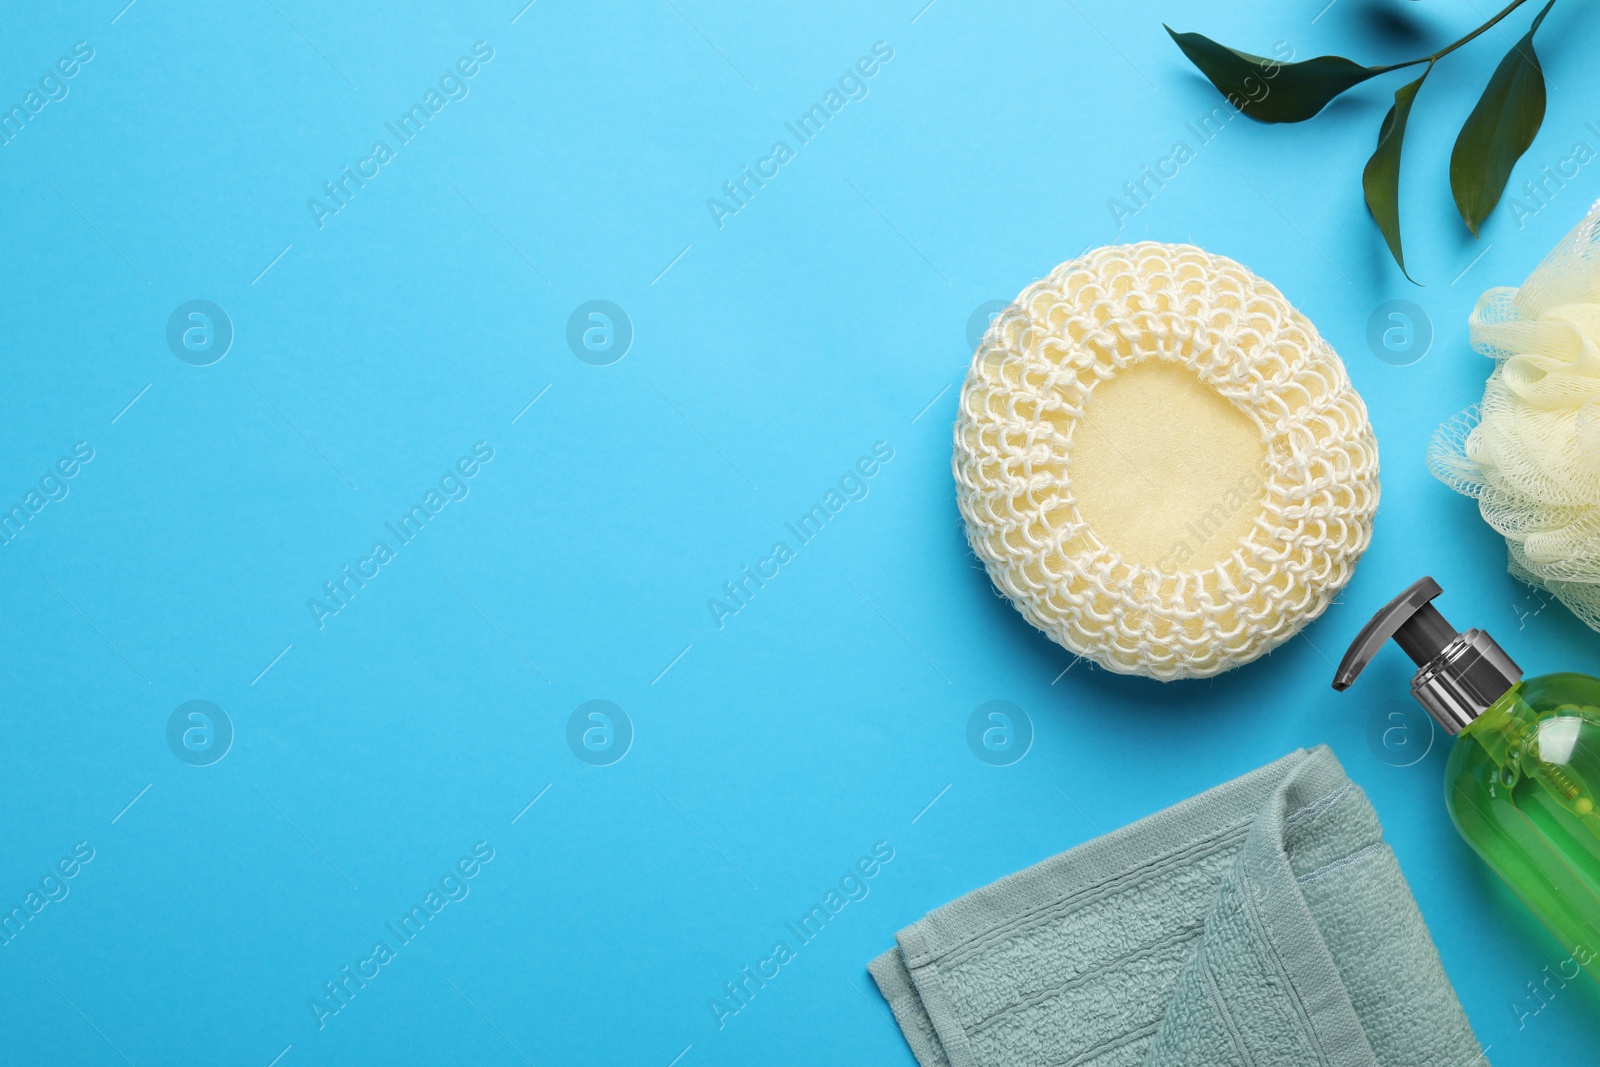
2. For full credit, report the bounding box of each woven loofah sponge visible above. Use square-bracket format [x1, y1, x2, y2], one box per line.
[1431, 203, 1600, 632]
[953, 243, 1380, 680]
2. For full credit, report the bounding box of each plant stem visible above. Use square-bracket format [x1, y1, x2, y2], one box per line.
[1371, 0, 1535, 72]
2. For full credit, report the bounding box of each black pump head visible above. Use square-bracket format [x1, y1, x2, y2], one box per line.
[1333, 577, 1455, 690]
[1332, 576, 1521, 734]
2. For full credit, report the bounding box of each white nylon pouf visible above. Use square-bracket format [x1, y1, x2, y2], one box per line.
[1431, 203, 1600, 633]
[953, 243, 1380, 680]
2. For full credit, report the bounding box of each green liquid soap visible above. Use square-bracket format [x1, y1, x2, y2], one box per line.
[1335, 579, 1600, 984]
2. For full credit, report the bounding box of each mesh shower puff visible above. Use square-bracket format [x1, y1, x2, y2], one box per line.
[953, 243, 1380, 681]
[1431, 203, 1600, 632]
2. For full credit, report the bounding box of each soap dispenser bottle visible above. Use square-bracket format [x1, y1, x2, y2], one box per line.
[1334, 576, 1600, 984]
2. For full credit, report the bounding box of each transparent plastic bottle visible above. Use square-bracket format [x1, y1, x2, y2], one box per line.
[1334, 578, 1600, 986]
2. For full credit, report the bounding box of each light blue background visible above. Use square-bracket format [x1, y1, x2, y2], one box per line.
[3, 0, 1599, 1063]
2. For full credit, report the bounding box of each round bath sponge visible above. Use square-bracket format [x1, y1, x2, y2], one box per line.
[953, 243, 1379, 681]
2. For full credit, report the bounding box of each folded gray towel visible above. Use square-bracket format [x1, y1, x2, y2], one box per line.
[870, 746, 1485, 1066]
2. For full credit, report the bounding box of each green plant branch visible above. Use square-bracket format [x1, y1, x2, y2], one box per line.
[1167, 0, 1558, 280]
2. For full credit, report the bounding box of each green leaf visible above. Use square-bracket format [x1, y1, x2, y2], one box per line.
[1166, 26, 1379, 123]
[1449, 0, 1557, 236]
[1363, 67, 1430, 281]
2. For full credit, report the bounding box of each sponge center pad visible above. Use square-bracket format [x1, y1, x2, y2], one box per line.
[1070, 360, 1266, 571]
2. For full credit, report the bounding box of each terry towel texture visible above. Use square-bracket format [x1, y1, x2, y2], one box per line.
[869, 746, 1484, 1067]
